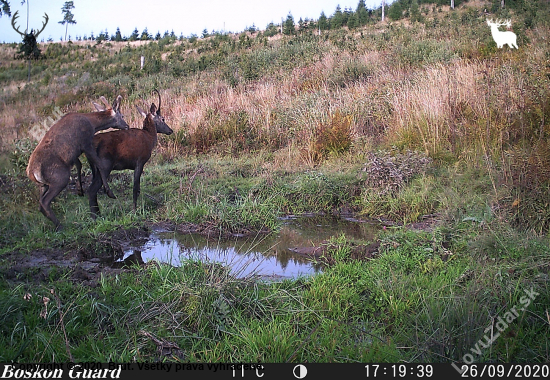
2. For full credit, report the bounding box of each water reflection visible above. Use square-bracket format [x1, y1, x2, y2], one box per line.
[117, 215, 380, 279]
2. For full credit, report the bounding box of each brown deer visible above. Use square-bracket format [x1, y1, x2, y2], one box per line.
[26, 96, 129, 230]
[76, 90, 173, 218]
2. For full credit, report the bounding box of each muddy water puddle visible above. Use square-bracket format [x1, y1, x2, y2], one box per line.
[117, 215, 381, 279]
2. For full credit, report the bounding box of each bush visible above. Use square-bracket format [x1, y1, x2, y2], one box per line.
[504, 143, 550, 233]
[189, 110, 258, 154]
[395, 40, 457, 67]
[361, 150, 433, 195]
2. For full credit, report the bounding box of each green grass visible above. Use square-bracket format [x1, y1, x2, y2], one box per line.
[1, 218, 547, 362]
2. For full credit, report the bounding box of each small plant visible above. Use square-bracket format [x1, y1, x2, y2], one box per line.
[361, 150, 432, 195]
[10, 138, 36, 174]
[303, 111, 352, 164]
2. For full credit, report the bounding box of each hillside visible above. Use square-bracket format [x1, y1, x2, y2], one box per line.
[0, 0, 548, 363]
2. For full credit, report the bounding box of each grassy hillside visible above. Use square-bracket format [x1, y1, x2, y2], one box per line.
[0, 0, 548, 363]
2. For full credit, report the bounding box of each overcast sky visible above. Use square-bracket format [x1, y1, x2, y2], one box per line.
[0, 0, 384, 43]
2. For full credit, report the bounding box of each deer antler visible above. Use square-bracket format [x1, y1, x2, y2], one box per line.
[152, 89, 161, 114]
[11, 11, 26, 37]
[505, 19, 512, 28]
[493, 18, 510, 27]
[33, 13, 49, 38]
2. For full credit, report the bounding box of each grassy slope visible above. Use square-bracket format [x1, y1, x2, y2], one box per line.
[0, 0, 549, 362]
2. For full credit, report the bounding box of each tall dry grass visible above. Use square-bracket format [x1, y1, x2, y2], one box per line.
[2, 3, 549, 169]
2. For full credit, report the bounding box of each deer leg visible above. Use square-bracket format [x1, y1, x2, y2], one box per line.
[83, 146, 116, 199]
[88, 169, 103, 219]
[39, 177, 69, 231]
[133, 164, 144, 210]
[38, 184, 48, 215]
[75, 158, 84, 196]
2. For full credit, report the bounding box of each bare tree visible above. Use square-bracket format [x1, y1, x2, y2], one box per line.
[382, 0, 385, 22]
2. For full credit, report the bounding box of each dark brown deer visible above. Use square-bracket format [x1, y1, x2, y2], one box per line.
[76, 90, 173, 218]
[26, 96, 130, 230]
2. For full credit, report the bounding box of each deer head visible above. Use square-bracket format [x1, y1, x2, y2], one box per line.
[136, 89, 173, 135]
[486, 18, 512, 29]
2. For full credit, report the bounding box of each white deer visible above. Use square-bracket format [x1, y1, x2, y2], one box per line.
[486, 19, 518, 49]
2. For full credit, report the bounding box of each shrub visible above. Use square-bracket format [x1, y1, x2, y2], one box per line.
[361, 150, 432, 195]
[395, 39, 457, 67]
[504, 143, 550, 233]
[189, 110, 257, 154]
[302, 111, 352, 164]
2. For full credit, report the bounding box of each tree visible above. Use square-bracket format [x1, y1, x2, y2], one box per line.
[264, 22, 279, 37]
[59, 1, 76, 41]
[155, 31, 161, 40]
[343, 6, 352, 26]
[331, 5, 344, 29]
[0, 0, 11, 17]
[140, 27, 150, 40]
[114, 27, 122, 41]
[356, 0, 369, 25]
[388, 0, 402, 20]
[129, 27, 139, 41]
[283, 13, 295, 35]
[348, 12, 358, 29]
[319, 11, 329, 30]
[382, 0, 385, 22]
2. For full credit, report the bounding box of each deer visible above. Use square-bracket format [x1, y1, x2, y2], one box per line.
[486, 19, 518, 49]
[75, 90, 173, 218]
[26, 96, 130, 230]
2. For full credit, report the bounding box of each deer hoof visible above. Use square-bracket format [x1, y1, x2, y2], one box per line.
[107, 190, 116, 199]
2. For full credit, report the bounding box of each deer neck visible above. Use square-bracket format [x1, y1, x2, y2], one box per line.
[85, 110, 117, 132]
[143, 115, 158, 145]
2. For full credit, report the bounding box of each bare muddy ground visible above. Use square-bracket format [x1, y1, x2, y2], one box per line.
[0, 227, 151, 287]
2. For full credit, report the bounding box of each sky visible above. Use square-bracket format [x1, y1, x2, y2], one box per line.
[0, 0, 384, 43]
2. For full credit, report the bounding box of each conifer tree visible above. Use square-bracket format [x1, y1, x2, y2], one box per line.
[0, 0, 10, 17]
[140, 27, 150, 40]
[129, 28, 139, 41]
[319, 11, 329, 30]
[114, 27, 122, 41]
[331, 5, 344, 29]
[356, 0, 369, 25]
[59, 1, 76, 41]
[283, 13, 295, 35]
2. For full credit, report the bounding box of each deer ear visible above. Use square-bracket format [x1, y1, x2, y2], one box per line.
[112, 95, 122, 111]
[92, 102, 105, 112]
[100, 96, 112, 110]
[150, 103, 157, 115]
[136, 105, 147, 118]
